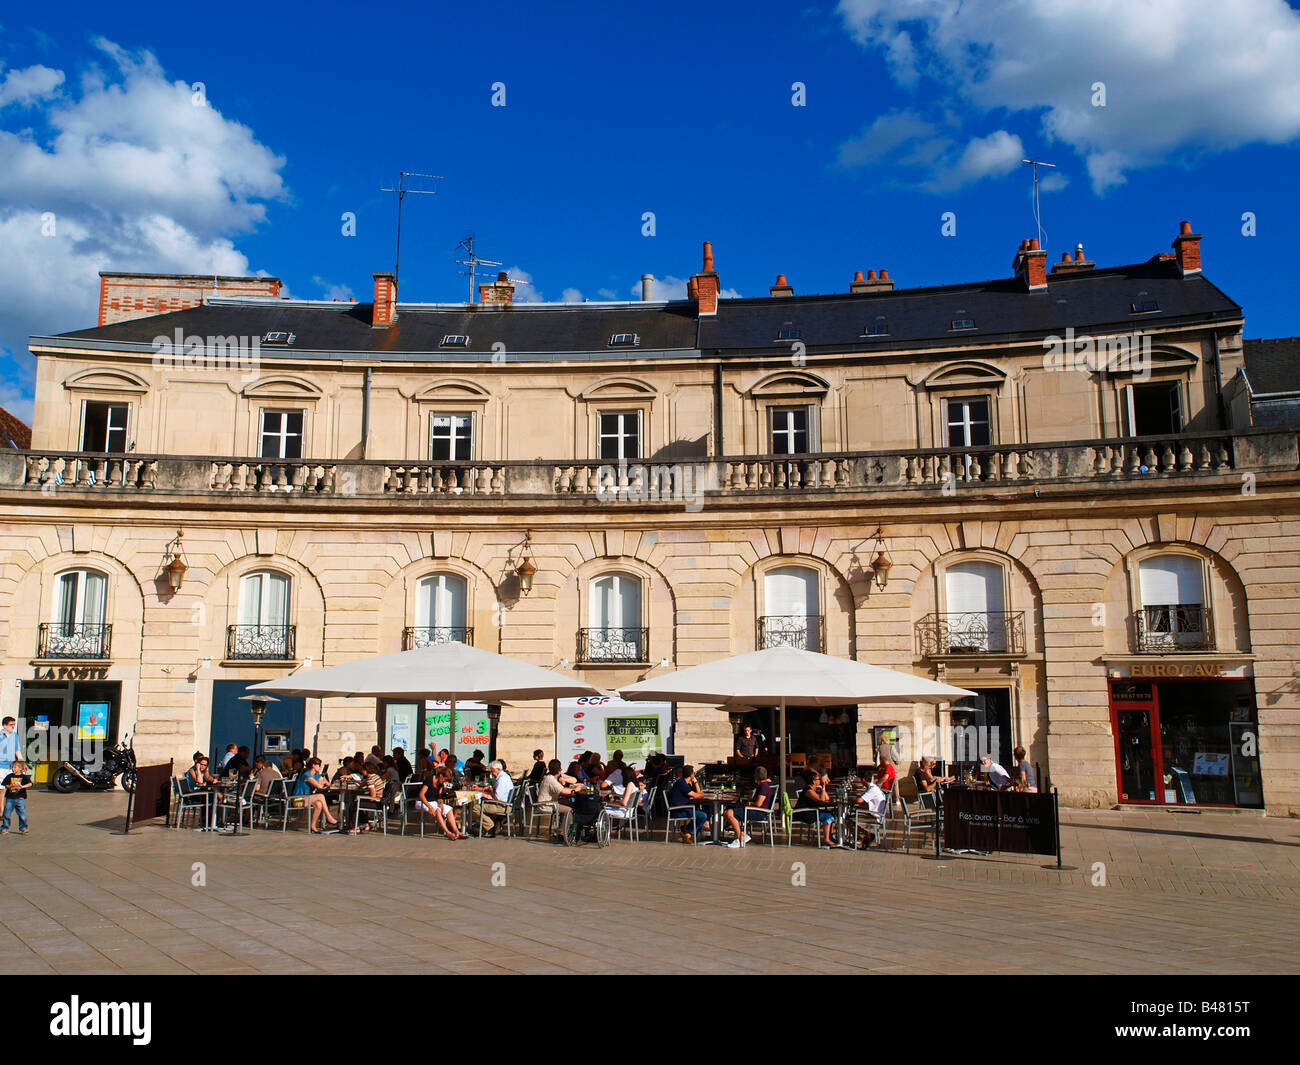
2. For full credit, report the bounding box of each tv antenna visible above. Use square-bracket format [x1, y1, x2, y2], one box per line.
[379, 171, 442, 285]
[1020, 158, 1056, 250]
[454, 234, 504, 304]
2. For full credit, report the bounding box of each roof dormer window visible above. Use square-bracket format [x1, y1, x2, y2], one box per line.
[862, 319, 889, 337]
[440, 334, 470, 347]
[950, 318, 976, 331]
[261, 332, 296, 345]
[776, 325, 800, 341]
[1130, 299, 1160, 314]
[608, 333, 640, 348]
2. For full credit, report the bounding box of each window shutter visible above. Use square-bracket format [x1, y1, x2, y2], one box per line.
[1138, 556, 1202, 606]
[945, 562, 1004, 615]
[765, 567, 819, 616]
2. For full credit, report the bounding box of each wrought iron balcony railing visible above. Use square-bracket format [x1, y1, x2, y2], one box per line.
[1133, 605, 1214, 653]
[577, 627, 649, 664]
[226, 624, 296, 661]
[38, 622, 112, 659]
[403, 626, 473, 650]
[915, 611, 1026, 657]
[758, 615, 824, 652]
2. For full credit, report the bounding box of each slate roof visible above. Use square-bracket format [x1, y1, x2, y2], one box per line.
[1243, 337, 1300, 394]
[40, 257, 1242, 359]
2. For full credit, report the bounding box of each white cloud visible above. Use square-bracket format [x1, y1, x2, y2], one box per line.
[560, 287, 584, 303]
[837, 0, 1300, 192]
[0, 63, 64, 107]
[835, 109, 938, 169]
[313, 277, 354, 302]
[626, 275, 742, 301]
[0, 39, 287, 422]
[945, 129, 1024, 187]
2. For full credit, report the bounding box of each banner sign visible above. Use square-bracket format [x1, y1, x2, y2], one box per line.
[943, 787, 1057, 856]
[424, 700, 489, 762]
[556, 697, 672, 767]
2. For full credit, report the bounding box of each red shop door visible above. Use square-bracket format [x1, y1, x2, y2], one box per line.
[1109, 680, 1166, 804]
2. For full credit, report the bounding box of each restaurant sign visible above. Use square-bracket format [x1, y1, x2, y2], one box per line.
[1112, 661, 1247, 679]
[943, 788, 1058, 856]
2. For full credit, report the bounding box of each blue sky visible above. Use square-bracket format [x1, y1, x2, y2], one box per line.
[3, 0, 1300, 421]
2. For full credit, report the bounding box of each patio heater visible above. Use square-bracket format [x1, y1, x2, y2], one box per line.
[238, 693, 279, 760]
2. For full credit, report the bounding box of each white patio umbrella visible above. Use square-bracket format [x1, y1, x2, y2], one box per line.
[249, 642, 604, 755]
[618, 645, 975, 798]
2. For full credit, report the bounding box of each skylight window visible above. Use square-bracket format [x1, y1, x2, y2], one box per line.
[261, 331, 296, 345]
[608, 333, 640, 347]
[776, 326, 800, 341]
[1130, 299, 1160, 314]
[862, 320, 889, 337]
[440, 334, 470, 347]
[950, 318, 976, 331]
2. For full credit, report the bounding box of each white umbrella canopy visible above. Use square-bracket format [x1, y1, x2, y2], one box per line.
[248, 641, 602, 701]
[249, 643, 604, 757]
[618, 646, 975, 798]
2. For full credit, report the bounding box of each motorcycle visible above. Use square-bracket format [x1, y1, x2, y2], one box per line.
[51, 736, 137, 794]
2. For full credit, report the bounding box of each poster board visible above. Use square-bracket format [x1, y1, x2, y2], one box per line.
[424, 700, 490, 762]
[77, 702, 109, 741]
[556, 697, 672, 767]
[943, 787, 1057, 856]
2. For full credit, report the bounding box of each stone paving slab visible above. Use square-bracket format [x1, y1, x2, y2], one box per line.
[0, 791, 1297, 974]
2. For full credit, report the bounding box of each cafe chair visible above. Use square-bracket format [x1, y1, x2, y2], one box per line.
[848, 786, 891, 851]
[397, 779, 426, 836]
[269, 779, 314, 832]
[738, 799, 777, 847]
[171, 776, 209, 829]
[664, 797, 700, 845]
[250, 777, 287, 828]
[214, 778, 256, 833]
[351, 789, 389, 834]
[897, 791, 938, 853]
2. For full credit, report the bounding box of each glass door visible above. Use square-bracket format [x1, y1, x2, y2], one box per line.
[1110, 681, 1163, 803]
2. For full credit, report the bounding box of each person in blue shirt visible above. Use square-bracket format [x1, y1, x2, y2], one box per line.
[0, 718, 21, 782]
[294, 758, 338, 832]
[667, 765, 710, 843]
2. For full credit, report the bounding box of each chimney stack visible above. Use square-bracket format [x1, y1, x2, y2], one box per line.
[1172, 220, 1202, 276]
[770, 274, 794, 298]
[1050, 242, 1096, 274]
[479, 270, 515, 306]
[850, 268, 894, 294]
[689, 240, 720, 316]
[1012, 237, 1048, 291]
[641, 274, 654, 301]
[372, 272, 397, 327]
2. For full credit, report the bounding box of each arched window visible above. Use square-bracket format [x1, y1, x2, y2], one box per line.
[231, 571, 293, 659]
[584, 574, 645, 662]
[43, 569, 109, 658]
[943, 560, 1008, 652]
[412, 573, 469, 646]
[1136, 554, 1210, 650]
[761, 566, 822, 650]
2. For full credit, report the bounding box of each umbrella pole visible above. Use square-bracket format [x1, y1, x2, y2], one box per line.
[779, 697, 787, 804]
[449, 698, 457, 764]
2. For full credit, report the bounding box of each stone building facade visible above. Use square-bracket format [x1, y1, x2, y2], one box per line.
[3, 222, 1296, 813]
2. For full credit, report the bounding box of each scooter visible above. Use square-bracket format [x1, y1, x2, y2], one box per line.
[51, 736, 137, 794]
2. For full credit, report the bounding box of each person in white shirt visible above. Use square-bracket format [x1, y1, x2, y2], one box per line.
[478, 760, 514, 837]
[853, 781, 888, 848]
[217, 743, 238, 771]
[980, 755, 1011, 789]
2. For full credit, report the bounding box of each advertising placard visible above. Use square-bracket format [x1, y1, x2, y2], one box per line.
[424, 700, 490, 762]
[556, 697, 672, 767]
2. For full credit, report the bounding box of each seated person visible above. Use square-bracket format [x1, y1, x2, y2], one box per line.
[853, 780, 888, 847]
[1012, 746, 1037, 792]
[795, 769, 838, 847]
[913, 757, 953, 794]
[224, 745, 252, 779]
[331, 757, 357, 787]
[185, 752, 214, 790]
[477, 760, 514, 837]
[604, 771, 646, 822]
[251, 755, 282, 795]
[536, 759, 581, 840]
[463, 750, 488, 782]
[873, 750, 896, 793]
[392, 747, 414, 782]
[980, 754, 1012, 789]
[293, 758, 338, 832]
[415, 767, 467, 840]
[526, 749, 547, 788]
[666, 765, 709, 843]
[722, 766, 774, 847]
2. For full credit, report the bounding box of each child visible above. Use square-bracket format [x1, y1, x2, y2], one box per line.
[2, 759, 32, 835]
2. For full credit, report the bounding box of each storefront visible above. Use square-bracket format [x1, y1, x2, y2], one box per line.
[1108, 670, 1263, 808]
[379, 699, 495, 763]
[743, 705, 859, 772]
[18, 677, 122, 782]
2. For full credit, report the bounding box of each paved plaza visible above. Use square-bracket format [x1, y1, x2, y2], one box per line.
[1, 792, 1297, 975]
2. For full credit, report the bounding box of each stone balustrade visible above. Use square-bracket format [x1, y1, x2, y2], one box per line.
[2, 429, 1293, 503]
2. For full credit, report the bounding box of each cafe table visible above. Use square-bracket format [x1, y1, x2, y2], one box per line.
[195, 779, 237, 833]
[695, 791, 739, 845]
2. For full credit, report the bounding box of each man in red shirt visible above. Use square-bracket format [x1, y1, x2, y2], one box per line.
[873, 752, 896, 793]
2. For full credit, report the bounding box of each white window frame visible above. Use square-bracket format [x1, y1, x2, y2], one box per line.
[80, 400, 130, 453]
[429, 412, 475, 461]
[259, 409, 304, 459]
[945, 396, 993, 448]
[415, 573, 469, 632]
[53, 569, 108, 630]
[769, 405, 812, 455]
[238, 571, 292, 629]
[1122, 381, 1184, 437]
[597, 410, 642, 462]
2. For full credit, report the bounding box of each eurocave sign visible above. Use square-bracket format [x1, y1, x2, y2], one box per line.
[556, 697, 673, 766]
